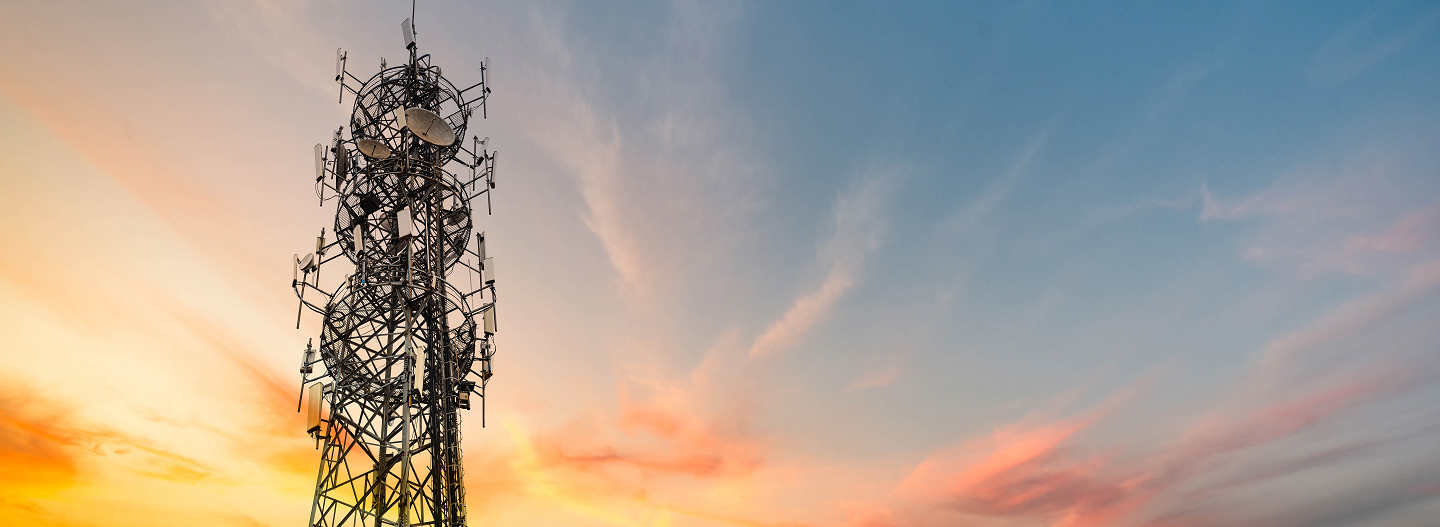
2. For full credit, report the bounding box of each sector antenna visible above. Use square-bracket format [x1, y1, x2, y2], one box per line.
[290, 10, 502, 527]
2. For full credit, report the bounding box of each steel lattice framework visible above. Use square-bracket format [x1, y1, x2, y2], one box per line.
[291, 17, 498, 527]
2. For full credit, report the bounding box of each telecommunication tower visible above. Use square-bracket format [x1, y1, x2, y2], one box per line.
[291, 13, 499, 527]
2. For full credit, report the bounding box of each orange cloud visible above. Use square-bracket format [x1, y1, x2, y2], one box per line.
[449, 358, 784, 527]
[0, 385, 88, 498]
[513, 374, 764, 490]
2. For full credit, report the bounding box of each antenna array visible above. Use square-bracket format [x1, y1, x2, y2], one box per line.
[292, 14, 498, 527]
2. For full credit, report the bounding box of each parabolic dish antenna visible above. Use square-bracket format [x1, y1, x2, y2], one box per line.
[357, 139, 392, 159]
[406, 107, 457, 146]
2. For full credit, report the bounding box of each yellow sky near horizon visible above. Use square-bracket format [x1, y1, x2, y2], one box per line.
[0, 90, 322, 525]
[4, 2, 1439, 526]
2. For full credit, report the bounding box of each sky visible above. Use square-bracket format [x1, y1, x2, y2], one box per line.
[2, 0, 1440, 526]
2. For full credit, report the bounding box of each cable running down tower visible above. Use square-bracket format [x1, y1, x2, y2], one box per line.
[291, 14, 499, 527]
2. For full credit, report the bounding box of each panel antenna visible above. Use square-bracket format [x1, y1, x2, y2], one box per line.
[289, 4, 504, 525]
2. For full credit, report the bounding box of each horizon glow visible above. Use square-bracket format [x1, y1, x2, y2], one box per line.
[2, 1, 1439, 526]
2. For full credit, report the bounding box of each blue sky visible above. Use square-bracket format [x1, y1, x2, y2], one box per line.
[2, 1, 1439, 526]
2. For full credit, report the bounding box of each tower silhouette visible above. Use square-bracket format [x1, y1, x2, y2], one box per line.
[293, 14, 498, 527]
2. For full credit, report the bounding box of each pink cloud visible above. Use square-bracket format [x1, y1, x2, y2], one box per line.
[893, 389, 1152, 527]
[889, 362, 1431, 527]
[1255, 258, 1440, 374]
[1197, 159, 1440, 277]
[1344, 207, 1436, 254]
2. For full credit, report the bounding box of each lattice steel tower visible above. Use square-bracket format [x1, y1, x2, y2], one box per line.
[291, 14, 499, 527]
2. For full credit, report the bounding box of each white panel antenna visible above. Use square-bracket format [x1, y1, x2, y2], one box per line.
[314, 144, 325, 181]
[397, 207, 415, 238]
[290, 7, 507, 518]
[412, 346, 426, 392]
[306, 382, 325, 433]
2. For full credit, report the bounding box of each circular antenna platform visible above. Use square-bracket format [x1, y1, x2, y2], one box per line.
[406, 108, 457, 146]
[349, 65, 468, 163]
[357, 139, 392, 159]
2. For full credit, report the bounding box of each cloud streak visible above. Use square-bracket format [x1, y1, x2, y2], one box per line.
[750, 172, 896, 359]
[888, 363, 1437, 527]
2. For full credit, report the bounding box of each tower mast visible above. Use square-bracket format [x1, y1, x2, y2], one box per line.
[292, 11, 498, 526]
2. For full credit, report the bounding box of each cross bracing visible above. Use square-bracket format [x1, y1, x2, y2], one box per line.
[292, 18, 497, 527]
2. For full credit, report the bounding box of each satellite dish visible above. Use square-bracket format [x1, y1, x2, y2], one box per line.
[357, 139, 391, 159]
[298, 253, 317, 272]
[406, 108, 456, 146]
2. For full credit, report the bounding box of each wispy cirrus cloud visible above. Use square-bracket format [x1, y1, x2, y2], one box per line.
[508, 1, 759, 305]
[1252, 258, 1440, 376]
[846, 360, 904, 393]
[888, 363, 1436, 527]
[750, 170, 899, 359]
[1199, 149, 1440, 277]
[1310, 7, 1440, 82]
[883, 173, 1440, 526]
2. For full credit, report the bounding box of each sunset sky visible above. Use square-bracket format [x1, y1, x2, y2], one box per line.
[3, 1, 1440, 526]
